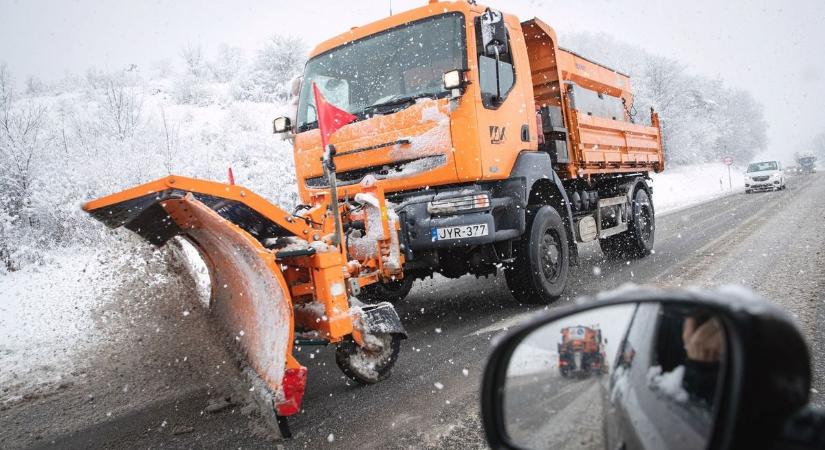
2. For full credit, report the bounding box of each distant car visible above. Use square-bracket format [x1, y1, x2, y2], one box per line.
[798, 156, 817, 174]
[745, 160, 786, 193]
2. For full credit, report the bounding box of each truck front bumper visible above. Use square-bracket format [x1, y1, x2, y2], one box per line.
[391, 179, 526, 255]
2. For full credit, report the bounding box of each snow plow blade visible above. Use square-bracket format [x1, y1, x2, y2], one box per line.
[83, 175, 309, 416]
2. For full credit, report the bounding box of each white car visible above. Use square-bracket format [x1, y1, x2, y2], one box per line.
[745, 160, 786, 193]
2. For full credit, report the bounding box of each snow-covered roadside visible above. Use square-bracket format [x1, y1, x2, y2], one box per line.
[0, 239, 190, 404]
[650, 162, 744, 214]
[0, 246, 110, 402]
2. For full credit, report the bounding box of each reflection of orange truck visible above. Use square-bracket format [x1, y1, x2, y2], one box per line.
[558, 326, 606, 377]
[276, 1, 664, 304]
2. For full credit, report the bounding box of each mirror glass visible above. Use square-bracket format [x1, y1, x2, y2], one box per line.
[503, 302, 727, 450]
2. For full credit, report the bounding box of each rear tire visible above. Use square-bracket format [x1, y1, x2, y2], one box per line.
[504, 206, 570, 304]
[745, 189, 752, 194]
[358, 277, 414, 304]
[600, 187, 655, 260]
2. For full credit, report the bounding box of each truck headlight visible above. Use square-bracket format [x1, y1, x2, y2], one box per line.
[427, 193, 490, 215]
[443, 69, 466, 90]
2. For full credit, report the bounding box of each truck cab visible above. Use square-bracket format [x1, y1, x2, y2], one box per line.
[275, 1, 664, 304]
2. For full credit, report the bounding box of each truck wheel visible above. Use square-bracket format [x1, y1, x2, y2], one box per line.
[600, 187, 654, 260]
[358, 277, 414, 303]
[335, 333, 401, 385]
[505, 206, 570, 304]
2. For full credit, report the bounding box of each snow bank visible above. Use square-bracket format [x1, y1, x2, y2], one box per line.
[507, 344, 557, 377]
[0, 239, 185, 403]
[650, 162, 744, 214]
[0, 247, 105, 400]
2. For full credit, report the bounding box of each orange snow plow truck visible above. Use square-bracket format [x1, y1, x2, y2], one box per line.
[83, 0, 663, 431]
[559, 326, 606, 377]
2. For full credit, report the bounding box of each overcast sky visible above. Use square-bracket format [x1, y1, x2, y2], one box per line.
[1, 0, 823, 159]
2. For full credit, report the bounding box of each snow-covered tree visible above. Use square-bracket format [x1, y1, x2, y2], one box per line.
[564, 32, 767, 165]
[174, 43, 209, 104]
[210, 44, 246, 83]
[234, 34, 307, 103]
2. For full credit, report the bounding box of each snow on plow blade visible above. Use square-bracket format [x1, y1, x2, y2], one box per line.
[83, 175, 307, 415]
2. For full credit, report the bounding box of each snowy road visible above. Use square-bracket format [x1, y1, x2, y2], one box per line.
[9, 173, 825, 449]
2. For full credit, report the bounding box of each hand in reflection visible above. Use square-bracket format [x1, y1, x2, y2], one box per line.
[682, 317, 724, 363]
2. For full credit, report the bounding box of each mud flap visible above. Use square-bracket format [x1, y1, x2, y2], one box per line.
[360, 302, 407, 338]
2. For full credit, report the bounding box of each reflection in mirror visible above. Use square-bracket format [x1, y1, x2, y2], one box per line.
[503, 302, 727, 450]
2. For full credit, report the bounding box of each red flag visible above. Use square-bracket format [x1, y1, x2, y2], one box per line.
[312, 82, 357, 148]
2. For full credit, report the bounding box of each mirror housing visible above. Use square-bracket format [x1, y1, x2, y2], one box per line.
[273, 116, 292, 134]
[480, 8, 508, 58]
[481, 287, 811, 450]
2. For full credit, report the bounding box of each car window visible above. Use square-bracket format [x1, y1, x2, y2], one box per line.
[747, 161, 778, 172]
[611, 304, 719, 449]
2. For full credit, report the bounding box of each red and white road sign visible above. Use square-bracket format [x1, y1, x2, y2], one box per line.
[722, 156, 734, 166]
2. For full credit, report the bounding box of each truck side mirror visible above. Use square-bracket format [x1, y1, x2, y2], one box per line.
[273, 116, 292, 134]
[480, 8, 508, 58]
[480, 287, 813, 450]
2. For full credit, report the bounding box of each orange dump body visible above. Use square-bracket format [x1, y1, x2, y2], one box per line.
[524, 19, 664, 179]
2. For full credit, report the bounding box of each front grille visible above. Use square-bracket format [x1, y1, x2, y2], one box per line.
[305, 155, 447, 189]
[752, 175, 769, 182]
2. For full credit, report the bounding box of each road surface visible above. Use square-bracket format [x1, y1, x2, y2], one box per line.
[5, 173, 824, 449]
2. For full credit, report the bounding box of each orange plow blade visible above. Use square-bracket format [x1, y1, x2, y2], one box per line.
[83, 176, 306, 415]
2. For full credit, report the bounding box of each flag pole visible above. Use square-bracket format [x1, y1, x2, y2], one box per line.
[322, 143, 343, 249]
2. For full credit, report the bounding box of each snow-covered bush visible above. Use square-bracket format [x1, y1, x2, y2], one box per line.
[210, 44, 246, 83]
[233, 34, 306, 103]
[174, 44, 210, 105]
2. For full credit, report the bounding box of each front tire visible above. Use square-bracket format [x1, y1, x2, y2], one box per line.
[335, 333, 402, 385]
[600, 187, 655, 260]
[504, 206, 570, 304]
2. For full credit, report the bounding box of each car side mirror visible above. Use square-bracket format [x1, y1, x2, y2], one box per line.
[480, 287, 812, 450]
[273, 116, 292, 134]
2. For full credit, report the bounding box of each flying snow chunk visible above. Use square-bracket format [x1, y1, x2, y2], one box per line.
[182, 310, 190, 316]
[434, 382, 444, 390]
[462, 369, 469, 376]
[327, 433, 335, 442]
[592, 266, 602, 276]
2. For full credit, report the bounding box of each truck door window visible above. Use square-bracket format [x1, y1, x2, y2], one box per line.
[475, 19, 516, 108]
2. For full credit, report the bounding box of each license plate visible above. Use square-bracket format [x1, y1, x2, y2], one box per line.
[431, 224, 488, 241]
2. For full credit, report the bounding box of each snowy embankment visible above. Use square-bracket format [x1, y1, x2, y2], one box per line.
[650, 162, 744, 214]
[0, 159, 737, 403]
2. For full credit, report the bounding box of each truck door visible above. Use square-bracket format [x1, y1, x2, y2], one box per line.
[470, 9, 536, 182]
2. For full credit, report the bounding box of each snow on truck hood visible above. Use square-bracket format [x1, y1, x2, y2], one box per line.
[293, 97, 456, 190]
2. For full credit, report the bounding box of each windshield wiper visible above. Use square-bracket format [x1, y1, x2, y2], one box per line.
[360, 93, 438, 117]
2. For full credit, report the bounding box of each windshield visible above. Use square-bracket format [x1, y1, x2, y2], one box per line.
[296, 13, 466, 131]
[747, 161, 778, 172]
